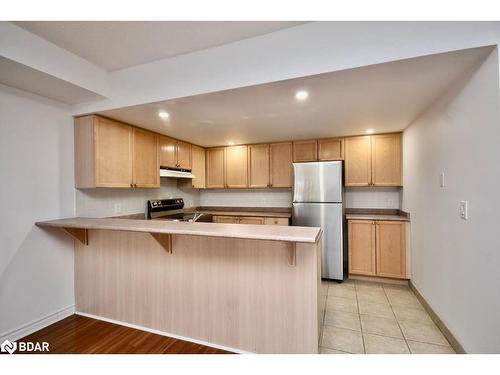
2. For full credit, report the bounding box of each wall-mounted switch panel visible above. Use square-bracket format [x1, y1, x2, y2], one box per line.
[440, 172, 445, 188]
[460, 201, 468, 220]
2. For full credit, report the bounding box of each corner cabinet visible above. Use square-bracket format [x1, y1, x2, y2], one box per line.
[75, 115, 159, 189]
[348, 219, 407, 279]
[345, 133, 401, 187]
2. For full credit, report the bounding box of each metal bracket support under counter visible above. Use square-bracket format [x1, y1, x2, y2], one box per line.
[62, 227, 88, 245]
[151, 233, 173, 254]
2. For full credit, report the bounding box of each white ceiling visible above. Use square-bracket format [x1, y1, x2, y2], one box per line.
[14, 21, 305, 71]
[98, 46, 493, 147]
[0, 57, 106, 105]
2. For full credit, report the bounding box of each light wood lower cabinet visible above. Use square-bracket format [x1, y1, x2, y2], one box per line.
[75, 115, 159, 188]
[375, 221, 406, 278]
[213, 215, 289, 225]
[348, 219, 406, 279]
[348, 220, 376, 276]
[239, 216, 265, 225]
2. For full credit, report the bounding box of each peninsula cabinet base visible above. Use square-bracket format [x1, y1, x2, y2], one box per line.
[74, 229, 321, 353]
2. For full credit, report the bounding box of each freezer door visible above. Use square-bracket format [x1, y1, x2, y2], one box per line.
[293, 161, 343, 203]
[293, 202, 343, 280]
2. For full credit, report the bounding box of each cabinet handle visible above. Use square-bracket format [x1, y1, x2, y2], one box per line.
[134, 184, 137, 188]
[130, 183, 133, 188]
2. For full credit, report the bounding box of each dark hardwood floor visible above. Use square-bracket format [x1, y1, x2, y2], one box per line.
[18, 314, 232, 354]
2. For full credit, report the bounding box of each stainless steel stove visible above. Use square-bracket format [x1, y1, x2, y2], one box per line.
[146, 198, 212, 222]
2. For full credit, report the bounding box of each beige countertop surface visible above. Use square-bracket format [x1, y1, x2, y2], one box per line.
[346, 214, 410, 222]
[36, 217, 321, 243]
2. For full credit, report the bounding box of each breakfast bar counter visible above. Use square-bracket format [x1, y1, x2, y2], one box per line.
[36, 217, 323, 354]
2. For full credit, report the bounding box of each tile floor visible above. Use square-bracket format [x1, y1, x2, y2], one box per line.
[319, 279, 455, 354]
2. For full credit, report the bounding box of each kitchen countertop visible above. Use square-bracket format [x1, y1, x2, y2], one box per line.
[185, 208, 291, 218]
[35, 217, 321, 243]
[345, 214, 410, 222]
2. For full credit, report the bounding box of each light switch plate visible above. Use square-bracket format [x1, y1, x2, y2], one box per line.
[459, 201, 468, 220]
[440, 172, 445, 188]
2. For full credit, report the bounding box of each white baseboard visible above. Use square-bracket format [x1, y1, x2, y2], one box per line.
[75, 311, 251, 354]
[0, 305, 75, 342]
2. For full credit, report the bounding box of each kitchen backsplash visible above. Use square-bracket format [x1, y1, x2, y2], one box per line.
[75, 179, 200, 217]
[199, 189, 293, 207]
[345, 187, 401, 209]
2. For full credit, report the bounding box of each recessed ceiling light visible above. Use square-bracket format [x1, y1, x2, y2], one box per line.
[158, 111, 170, 119]
[365, 129, 374, 134]
[227, 141, 235, 146]
[295, 90, 309, 101]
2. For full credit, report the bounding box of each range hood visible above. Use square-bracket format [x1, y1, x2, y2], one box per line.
[160, 168, 195, 179]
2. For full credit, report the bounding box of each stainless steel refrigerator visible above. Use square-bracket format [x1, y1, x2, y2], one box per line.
[292, 161, 345, 280]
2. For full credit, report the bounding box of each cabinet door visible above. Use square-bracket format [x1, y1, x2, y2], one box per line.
[345, 136, 372, 186]
[371, 133, 402, 186]
[214, 216, 239, 224]
[191, 145, 206, 188]
[206, 148, 225, 188]
[318, 138, 344, 161]
[249, 144, 270, 188]
[94, 117, 133, 187]
[264, 217, 289, 226]
[225, 145, 248, 188]
[348, 220, 376, 276]
[239, 217, 264, 225]
[132, 128, 159, 188]
[269, 142, 293, 188]
[159, 136, 177, 169]
[376, 221, 406, 279]
[177, 141, 192, 170]
[293, 140, 318, 162]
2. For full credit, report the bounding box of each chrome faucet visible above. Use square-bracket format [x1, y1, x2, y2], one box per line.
[191, 212, 205, 222]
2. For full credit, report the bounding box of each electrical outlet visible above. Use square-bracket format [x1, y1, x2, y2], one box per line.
[459, 201, 468, 220]
[114, 203, 122, 215]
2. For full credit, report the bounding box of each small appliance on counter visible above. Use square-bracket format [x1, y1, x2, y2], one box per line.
[146, 198, 212, 222]
[292, 161, 346, 281]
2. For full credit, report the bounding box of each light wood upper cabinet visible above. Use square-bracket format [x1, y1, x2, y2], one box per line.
[159, 136, 177, 169]
[318, 138, 344, 161]
[93, 116, 133, 188]
[345, 136, 372, 186]
[345, 133, 402, 187]
[371, 133, 402, 186]
[160, 137, 192, 170]
[293, 140, 318, 162]
[132, 128, 159, 188]
[270, 142, 293, 188]
[225, 145, 248, 188]
[249, 144, 270, 188]
[206, 147, 226, 188]
[375, 221, 406, 279]
[348, 220, 377, 276]
[177, 141, 192, 170]
[75, 115, 159, 189]
[190, 145, 206, 189]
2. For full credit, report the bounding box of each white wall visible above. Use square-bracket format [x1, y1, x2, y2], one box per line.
[0, 84, 75, 340]
[75, 179, 200, 217]
[345, 187, 401, 209]
[199, 189, 292, 208]
[402, 49, 500, 353]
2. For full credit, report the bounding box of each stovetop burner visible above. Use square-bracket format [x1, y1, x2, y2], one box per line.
[146, 198, 212, 222]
